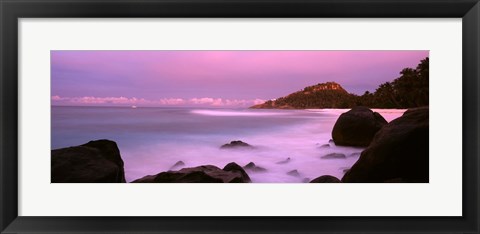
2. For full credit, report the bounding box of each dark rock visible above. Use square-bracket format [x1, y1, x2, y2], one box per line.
[132, 163, 251, 183]
[287, 170, 300, 177]
[169, 160, 185, 170]
[276, 157, 291, 164]
[384, 178, 405, 183]
[332, 106, 387, 147]
[220, 140, 253, 149]
[223, 162, 252, 182]
[51, 139, 126, 183]
[329, 139, 334, 143]
[342, 107, 429, 183]
[321, 153, 346, 159]
[310, 175, 341, 183]
[243, 162, 267, 172]
[319, 144, 330, 148]
[131, 174, 156, 183]
[154, 169, 225, 183]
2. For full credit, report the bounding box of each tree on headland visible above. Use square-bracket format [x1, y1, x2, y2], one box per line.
[360, 57, 429, 108]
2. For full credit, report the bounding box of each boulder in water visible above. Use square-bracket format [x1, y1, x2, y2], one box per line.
[276, 157, 291, 164]
[243, 162, 267, 172]
[287, 169, 300, 177]
[349, 152, 361, 157]
[321, 153, 346, 159]
[319, 144, 330, 149]
[332, 106, 387, 147]
[220, 140, 253, 149]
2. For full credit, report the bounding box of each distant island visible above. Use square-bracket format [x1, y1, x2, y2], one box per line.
[251, 57, 429, 109]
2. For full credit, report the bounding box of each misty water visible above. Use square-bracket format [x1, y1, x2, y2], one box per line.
[51, 106, 405, 183]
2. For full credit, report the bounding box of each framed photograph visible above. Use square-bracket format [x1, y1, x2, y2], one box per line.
[1, 0, 479, 233]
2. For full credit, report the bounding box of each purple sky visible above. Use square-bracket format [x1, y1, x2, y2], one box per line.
[51, 50, 428, 107]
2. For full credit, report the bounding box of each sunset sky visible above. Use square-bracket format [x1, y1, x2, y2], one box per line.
[51, 50, 428, 107]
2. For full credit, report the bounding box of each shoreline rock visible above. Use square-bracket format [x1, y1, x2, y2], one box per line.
[132, 162, 251, 183]
[310, 175, 341, 183]
[332, 106, 387, 147]
[51, 139, 126, 183]
[223, 162, 252, 182]
[342, 107, 429, 183]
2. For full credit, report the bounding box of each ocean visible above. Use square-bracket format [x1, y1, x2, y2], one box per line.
[51, 106, 405, 183]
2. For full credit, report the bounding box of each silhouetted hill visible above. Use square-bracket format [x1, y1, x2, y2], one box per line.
[250, 57, 429, 109]
[250, 82, 357, 109]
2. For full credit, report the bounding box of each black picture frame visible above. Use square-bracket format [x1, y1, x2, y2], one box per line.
[1, 0, 479, 233]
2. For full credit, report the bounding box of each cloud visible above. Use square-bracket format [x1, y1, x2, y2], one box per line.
[51, 95, 64, 101]
[67, 96, 146, 104]
[158, 98, 186, 105]
[190, 98, 223, 106]
[252, 99, 266, 105]
[52, 96, 265, 107]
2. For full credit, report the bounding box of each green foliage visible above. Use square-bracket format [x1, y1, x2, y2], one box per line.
[273, 90, 357, 109]
[358, 57, 429, 108]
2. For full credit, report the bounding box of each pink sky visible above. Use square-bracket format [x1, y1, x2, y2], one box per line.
[51, 50, 428, 107]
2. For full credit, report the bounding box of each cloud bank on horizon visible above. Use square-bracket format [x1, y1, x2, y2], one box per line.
[51, 95, 265, 107]
[51, 50, 428, 107]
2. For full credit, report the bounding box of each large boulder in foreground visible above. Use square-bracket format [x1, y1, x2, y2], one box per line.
[51, 139, 126, 183]
[342, 107, 429, 183]
[132, 162, 251, 183]
[332, 106, 387, 147]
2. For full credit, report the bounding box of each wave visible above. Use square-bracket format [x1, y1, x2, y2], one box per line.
[306, 108, 406, 122]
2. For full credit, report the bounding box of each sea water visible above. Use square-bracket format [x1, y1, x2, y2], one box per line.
[51, 106, 404, 183]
